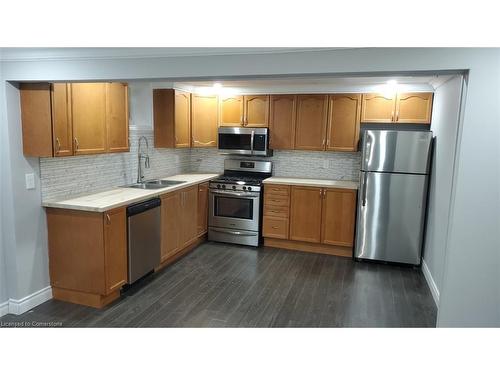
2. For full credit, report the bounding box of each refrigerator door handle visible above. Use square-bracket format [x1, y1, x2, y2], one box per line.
[361, 172, 368, 207]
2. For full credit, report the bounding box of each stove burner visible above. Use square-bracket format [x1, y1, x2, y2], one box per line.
[212, 176, 265, 185]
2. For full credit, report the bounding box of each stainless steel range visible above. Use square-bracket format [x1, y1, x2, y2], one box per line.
[208, 159, 272, 246]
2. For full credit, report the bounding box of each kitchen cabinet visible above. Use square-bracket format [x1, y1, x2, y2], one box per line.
[191, 94, 218, 147]
[294, 95, 329, 150]
[289, 186, 323, 243]
[361, 92, 433, 124]
[20, 82, 129, 157]
[321, 188, 357, 246]
[180, 185, 199, 248]
[326, 94, 361, 152]
[153, 89, 191, 148]
[219, 95, 269, 127]
[46, 206, 127, 308]
[197, 182, 209, 236]
[160, 191, 181, 262]
[269, 95, 296, 150]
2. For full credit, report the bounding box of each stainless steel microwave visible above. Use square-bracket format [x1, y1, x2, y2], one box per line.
[218, 127, 273, 156]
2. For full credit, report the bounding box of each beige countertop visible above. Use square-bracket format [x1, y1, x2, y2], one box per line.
[42, 173, 219, 213]
[263, 177, 358, 190]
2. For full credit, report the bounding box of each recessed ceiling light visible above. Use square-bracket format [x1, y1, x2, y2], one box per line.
[387, 79, 398, 85]
[213, 82, 222, 88]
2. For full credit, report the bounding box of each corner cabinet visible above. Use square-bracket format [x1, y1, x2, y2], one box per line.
[361, 92, 433, 124]
[20, 82, 129, 157]
[46, 206, 128, 308]
[191, 94, 218, 147]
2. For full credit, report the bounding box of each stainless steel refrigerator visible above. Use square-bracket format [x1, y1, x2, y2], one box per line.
[355, 130, 433, 265]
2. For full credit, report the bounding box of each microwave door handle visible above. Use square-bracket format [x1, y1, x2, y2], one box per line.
[250, 130, 255, 155]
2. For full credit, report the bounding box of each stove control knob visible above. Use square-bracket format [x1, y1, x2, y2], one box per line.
[222, 184, 226, 189]
[217, 184, 221, 189]
[247, 186, 252, 191]
[232, 185, 236, 190]
[243, 186, 247, 190]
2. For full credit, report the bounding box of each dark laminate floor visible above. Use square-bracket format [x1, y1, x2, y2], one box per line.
[0, 242, 437, 328]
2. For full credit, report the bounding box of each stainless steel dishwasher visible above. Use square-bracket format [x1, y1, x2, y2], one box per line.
[127, 198, 161, 284]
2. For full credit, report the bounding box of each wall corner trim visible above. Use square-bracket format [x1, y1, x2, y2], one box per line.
[6, 286, 52, 316]
[0, 301, 9, 317]
[422, 260, 440, 307]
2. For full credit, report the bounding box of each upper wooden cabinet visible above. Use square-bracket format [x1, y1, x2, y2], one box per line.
[191, 94, 218, 148]
[153, 89, 191, 148]
[361, 92, 433, 124]
[219, 95, 269, 127]
[294, 95, 329, 150]
[269, 95, 296, 150]
[395, 92, 433, 124]
[20, 82, 129, 157]
[326, 94, 361, 152]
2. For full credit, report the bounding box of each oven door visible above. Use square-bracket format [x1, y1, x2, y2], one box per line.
[209, 189, 260, 232]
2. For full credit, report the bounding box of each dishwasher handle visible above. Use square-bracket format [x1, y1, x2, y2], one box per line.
[127, 198, 161, 216]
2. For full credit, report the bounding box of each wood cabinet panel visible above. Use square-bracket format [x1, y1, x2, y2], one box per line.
[19, 83, 53, 157]
[175, 91, 191, 147]
[265, 184, 290, 196]
[263, 205, 289, 218]
[269, 95, 296, 149]
[220, 95, 244, 126]
[294, 95, 328, 150]
[71, 83, 107, 155]
[153, 89, 175, 148]
[180, 185, 199, 248]
[263, 194, 289, 207]
[244, 95, 269, 127]
[192, 94, 218, 147]
[361, 94, 396, 123]
[197, 182, 209, 236]
[395, 92, 433, 124]
[104, 207, 128, 292]
[321, 188, 357, 247]
[106, 83, 129, 153]
[263, 216, 289, 239]
[289, 186, 323, 243]
[327, 94, 361, 151]
[161, 191, 181, 262]
[51, 83, 73, 156]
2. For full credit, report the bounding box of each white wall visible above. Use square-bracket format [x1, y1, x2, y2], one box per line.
[422, 75, 464, 305]
[1, 48, 499, 325]
[0, 59, 9, 310]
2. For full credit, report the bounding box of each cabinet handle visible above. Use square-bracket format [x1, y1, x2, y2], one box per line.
[395, 111, 399, 122]
[272, 226, 279, 229]
[244, 116, 248, 126]
[74, 137, 79, 150]
[391, 111, 395, 122]
[322, 139, 326, 146]
[55, 137, 61, 153]
[106, 214, 111, 224]
[240, 115, 244, 126]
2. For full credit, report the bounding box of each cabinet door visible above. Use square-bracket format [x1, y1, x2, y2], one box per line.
[106, 83, 129, 153]
[51, 83, 73, 156]
[361, 94, 396, 123]
[197, 182, 209, 236]
[326, 94, 361, 152]
[220, 95, 244, 127]
[269, 95, 296, 150]
[19, 83, 54, 157]
[289, 186, 323, 243]
[104, 207, 128, 293]
[175, 90, 191, 147]
[294, 95, 328, 150]
[71, 83, 107, 155]
[244, 95, 269, 127]
[180, 186, 199, 247]
[395, 92, 433, 124]
[192, 94, 218, 147]
[153, 89, 175, 148]
[321, 189, 357, 247]
[161, 191, 181, 262]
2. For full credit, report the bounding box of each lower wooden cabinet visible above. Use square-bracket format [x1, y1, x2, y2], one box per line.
[197, 182, 209, 236]
[46, 206, 127, 308]
[263, 184, 357, 257]
[160, 191, 181, 262]
[180, 185, 199, 248]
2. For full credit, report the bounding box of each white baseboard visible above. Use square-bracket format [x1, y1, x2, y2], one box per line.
[0, 301, 9, 317]
[7, 286, 52, 315]
[422, 260, 440, 307]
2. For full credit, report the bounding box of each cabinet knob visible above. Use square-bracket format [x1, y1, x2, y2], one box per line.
[55, 137, 61, 153]
[74, 137, 79, 150]
[106, 214, 111, 224]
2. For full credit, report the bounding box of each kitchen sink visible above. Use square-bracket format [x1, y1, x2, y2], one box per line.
[124, 180, 186, 190]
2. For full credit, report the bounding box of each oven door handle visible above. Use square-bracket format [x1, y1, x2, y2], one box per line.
[210, 190, 260, 198]
[210, 228, 258, 237]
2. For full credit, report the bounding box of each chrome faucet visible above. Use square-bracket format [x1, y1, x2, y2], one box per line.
[137, 136, 150, 183]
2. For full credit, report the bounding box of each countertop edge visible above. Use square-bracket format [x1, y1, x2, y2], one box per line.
[42, 174, 219, 213]
[263, 177, 359, 190]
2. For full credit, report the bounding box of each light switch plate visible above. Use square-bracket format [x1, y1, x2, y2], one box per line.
[25, 173, 35, 190]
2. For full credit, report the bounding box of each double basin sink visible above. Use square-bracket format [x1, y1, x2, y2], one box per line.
[125, 179, 187, 190]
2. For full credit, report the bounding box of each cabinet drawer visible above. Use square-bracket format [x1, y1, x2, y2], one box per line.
[264, 194, 290, 207]
[265, 185, 290, 196]
[264, 205, 289, 218]
[263, 216, 289, 239]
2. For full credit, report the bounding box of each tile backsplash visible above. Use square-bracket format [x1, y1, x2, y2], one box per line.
[40, 127, 361, 201]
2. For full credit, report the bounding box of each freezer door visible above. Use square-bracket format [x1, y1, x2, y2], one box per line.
[361, 130, 432, 174]
[355, 171, 428, 265]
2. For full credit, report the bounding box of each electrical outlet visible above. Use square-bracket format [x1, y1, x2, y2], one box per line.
[25, 173, 35, 190]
